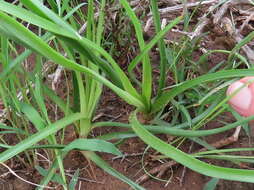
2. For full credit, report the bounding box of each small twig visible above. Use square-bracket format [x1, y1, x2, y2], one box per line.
[213, 1, 232, 24]
[239, 12, 254, 32]
[136, 160, 177, 184]
[130, 0, 141, 6]
[190, 17, 210, 39]
[12, 0, 19, 4]
[171, 28, 193, 36]
[144, 17, 153, 33]
[65, 173, 104, 184]
[213, 3, 254, 65]
[233, 32, 254, 64]
[51, 65, 64, 91]
[0, 163, 55, 189]
[0, 170, 21, 178]
[92, 113, 122, 122]
[164, 166, 174, 187]
[35, 152, 51, 163]
[149, 0, 219, 15]
[180, 142, 194, 186]
[112, 153, 144, 163]
[161, 18, 167, 30]
[87, 158, 97, 181]
[78, 181, 82, 190]
[157, 0, 180, 6]
[65, 166, 89, 173]
[132, 162, 148, 177]
[78, 13, 99, 35]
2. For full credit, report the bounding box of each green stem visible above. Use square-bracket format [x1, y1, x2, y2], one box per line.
[150, 0, 167, 97]
[80, 118, 92, 138]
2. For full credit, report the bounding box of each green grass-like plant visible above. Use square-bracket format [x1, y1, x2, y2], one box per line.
[0, 0, 254, 189]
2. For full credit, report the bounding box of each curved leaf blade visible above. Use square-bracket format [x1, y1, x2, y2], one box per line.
[0, 11, 144, 109]
[0, 113, 83, 162]
[62, 139, 122, 156]
[152, 69, 254, 113]
[130, 111, 254, 183]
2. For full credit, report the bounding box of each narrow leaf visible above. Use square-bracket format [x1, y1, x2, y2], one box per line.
[0, 113, 83, 162]
[62, 139, 122, 156]
[203, 178, 219, 190]
[130, 111, 254, 183]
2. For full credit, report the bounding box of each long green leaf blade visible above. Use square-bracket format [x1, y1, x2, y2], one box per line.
[120, 0, 152, 107]
[152, 69, 254, 113]
[62, 139, 122, 156]
[0, 113, 83, 162]
[130, 111, 254, 183]
[0, 11, 144, 109]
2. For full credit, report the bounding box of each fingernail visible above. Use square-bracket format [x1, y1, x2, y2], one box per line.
[227, 81, 252, 111]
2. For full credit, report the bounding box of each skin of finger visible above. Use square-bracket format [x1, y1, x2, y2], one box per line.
[227, 81, 251, 116]
[229, 77, 254, 135]
[239, 76, 254, 84]
[240, 78, 254, 116]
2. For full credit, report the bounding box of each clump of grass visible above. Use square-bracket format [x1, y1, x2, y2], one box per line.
[0, 0, 254, 189]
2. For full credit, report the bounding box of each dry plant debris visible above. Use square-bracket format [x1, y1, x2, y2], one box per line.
[143, 0, 254, 63]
